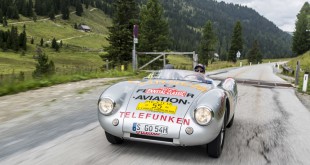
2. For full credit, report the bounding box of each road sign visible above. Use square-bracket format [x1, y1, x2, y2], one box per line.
[236, 51, 241, 58]
[134, 38, 138, 44]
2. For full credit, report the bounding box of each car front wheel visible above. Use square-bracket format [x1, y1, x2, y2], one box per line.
[226, 114, 234, 128]
[105, 131, 123, 144]
[207, 110, 227, 158]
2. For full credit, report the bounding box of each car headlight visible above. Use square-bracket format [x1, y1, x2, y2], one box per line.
[194, 106, 213, 125]
[98, 98, 115, 115]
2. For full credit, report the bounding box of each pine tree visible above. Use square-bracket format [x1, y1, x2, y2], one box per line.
[31, 37, 34, 44]
[247, 40, 262, 64]
[52, 38, 57, 48]
[138, 0, 170, 69]
[3, 17, 8, 27]
[55, 42, 60, 51]
[85, 0, 90, 9]
[199, 20, 217, 66]
[104, 0, 138, 68]
[8, 26, 20, 51]
[19, 29, 27, 50]
[49, 6, 56, 20]
[26, 0, 33, 17]
[7, 5, 20, 19]
[228, 21, 243, 62]
[32, 13, 37, 22]
[61, 0, 70, 20]
[74, 23, 78, 29]
[76, 1, 83, 16]
[292, 2, 310, 55]
[0, 9, 3, 24]
[33, 51, 55, 78]
[40, 38, 44, 46]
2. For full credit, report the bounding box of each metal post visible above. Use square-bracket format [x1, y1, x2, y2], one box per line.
[302, 72, 309, 92]
[163, 53, 166, 67]
[295, 61, 300, 86]
[106, 60, 109, 70]
[132, 42, 136, 71]
[193, 52, 198, 69]
[240, 62, 242, 67]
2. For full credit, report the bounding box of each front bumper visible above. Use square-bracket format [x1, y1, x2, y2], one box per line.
[98, 111, 223, 146]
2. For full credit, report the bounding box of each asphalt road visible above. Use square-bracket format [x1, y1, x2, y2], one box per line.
[1, 63, 310, 165]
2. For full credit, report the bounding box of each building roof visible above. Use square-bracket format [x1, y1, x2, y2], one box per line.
[80, 25, 91, 30]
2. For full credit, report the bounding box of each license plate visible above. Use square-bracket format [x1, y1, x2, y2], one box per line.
[132, 123, 168, 135]
[136, 100, 177, 114]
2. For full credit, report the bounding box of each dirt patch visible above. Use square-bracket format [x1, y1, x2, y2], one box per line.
[0, 77, 126, 123]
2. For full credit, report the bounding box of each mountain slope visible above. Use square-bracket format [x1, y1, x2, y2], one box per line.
[0, 7, 112, 76]
[133, 0, 292, 58]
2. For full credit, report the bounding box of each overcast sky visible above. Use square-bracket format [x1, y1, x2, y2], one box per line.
[217, 0, 308, 32]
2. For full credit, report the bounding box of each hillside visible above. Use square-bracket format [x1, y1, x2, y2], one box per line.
[97, 0, 292, 58]
[0, 7, 112, 78]
[159, 0, 293, 59]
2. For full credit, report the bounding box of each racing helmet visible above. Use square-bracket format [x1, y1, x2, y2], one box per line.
[194, 64, 205, 73]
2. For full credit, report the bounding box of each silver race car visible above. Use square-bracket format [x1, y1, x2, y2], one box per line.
[98, 69, 237, 158]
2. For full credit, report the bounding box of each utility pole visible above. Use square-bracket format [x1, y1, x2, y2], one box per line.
[132, 25, 138, 71]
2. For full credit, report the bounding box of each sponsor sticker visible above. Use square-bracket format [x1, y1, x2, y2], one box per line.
[136, 100, 177, 114]
[145, 88, 187, 97]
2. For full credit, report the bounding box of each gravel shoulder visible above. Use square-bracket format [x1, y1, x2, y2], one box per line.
[0, 77, 126, 160]
[295, 92, 310, 111]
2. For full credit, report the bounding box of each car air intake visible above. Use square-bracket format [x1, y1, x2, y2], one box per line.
[130, 134, 173, 142]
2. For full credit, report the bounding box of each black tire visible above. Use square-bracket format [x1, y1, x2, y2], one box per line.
[207, 110, 227, 158]
[105, 131, 123, 144]
[226, 114, 234, 128]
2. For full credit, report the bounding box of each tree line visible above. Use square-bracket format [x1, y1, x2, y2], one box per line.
[0, 26, 27, 52]
[99, 0, 292, 59]
[104, 0, 265, 69]
[0, 0, 114, 21]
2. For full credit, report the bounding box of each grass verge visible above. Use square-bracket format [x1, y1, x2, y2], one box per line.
[286, 51, 310, 94]
[0, 70, 147, 96]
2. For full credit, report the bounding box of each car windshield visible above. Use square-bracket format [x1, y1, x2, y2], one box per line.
[146, 69, 212, 83]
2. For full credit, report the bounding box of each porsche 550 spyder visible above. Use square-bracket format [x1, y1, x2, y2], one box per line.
[98, 69, 237, 158]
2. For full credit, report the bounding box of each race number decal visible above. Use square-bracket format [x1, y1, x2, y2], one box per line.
[136, 100, 177, 114]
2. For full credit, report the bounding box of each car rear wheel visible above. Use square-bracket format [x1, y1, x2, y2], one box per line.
[105, 131, 123, 144]
[207, 110, 227, 158]
[226, 114, 234, 128]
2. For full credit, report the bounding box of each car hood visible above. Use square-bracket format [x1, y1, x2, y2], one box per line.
[122, 79, 212, 138]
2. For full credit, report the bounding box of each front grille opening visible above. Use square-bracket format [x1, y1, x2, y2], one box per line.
[130, 133, 173, 142]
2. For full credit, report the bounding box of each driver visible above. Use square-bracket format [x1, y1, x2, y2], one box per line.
[194, 64, 205, 74]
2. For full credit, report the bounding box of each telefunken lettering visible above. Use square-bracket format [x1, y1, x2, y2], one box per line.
[134, 95, 188, 105]
[120, 112, 191, 125]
